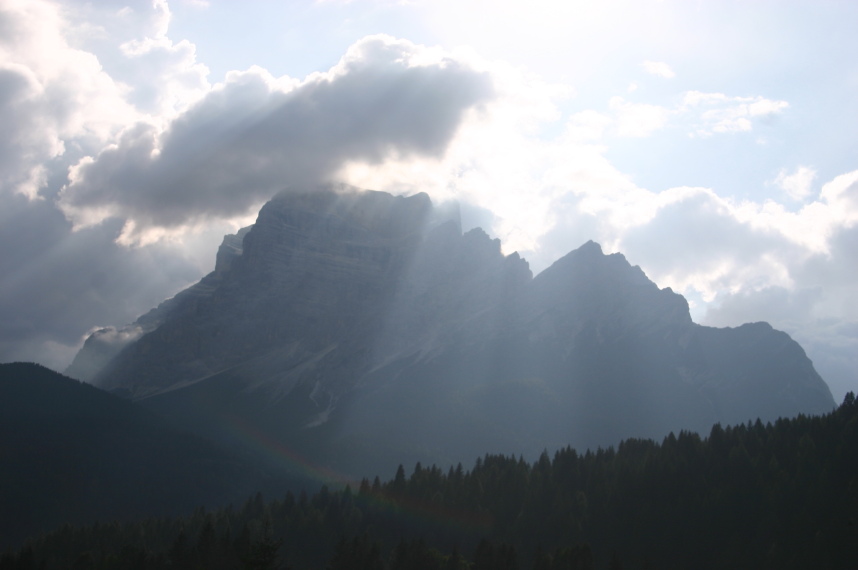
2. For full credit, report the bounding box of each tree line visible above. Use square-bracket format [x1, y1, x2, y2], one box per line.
[3, 393, 857, 569]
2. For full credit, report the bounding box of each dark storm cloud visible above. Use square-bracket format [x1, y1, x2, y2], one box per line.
[60, 36, 494, 232]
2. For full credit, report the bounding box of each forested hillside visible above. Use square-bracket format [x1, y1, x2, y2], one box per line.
[0, 363, 293, 549]
[5, 393, 857, 569]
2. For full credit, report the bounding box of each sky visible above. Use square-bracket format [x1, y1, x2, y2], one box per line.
[1, 0, 856, 401]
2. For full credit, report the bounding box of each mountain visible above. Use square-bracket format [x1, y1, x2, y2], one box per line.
[0, 362, 294, 550]
[69, 186, 835, 478]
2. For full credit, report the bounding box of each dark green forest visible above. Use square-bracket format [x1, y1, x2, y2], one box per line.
[4, 393, 857, 569]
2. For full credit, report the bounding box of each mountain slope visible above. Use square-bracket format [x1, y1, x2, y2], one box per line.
[0, 362, 288, 549]
[69, 186, 835, 478]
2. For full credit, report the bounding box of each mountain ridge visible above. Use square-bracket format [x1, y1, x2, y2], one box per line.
[67, 186, 835, 477]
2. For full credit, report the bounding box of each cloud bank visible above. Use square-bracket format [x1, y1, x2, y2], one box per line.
[59, 35, 493, 243]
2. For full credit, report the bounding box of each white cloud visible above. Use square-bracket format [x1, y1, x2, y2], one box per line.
[59, 35, 494, 243]
[70, 0, 211, 118]
[819, 169, 858, 219]
[641, 60, 675, 78]
[681, 91, 789, 136]
[0, 0, 138, 199]
[774, 165, 816, 201]
[0, 0, 216, 205]
[729, 169, 858, 254]
[619, 188, 798, 300]
[629, 169, 858, 291]
[547, 89, 790, 147]
[609, 96, 671, 138]
[565, 110, 612, 143]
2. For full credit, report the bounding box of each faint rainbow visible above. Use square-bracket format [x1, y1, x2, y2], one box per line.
[221, 412, 493, 534]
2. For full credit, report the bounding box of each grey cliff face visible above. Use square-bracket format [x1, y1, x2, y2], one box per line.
[89, 187, 434, 402]
[70, 186, 836, 477]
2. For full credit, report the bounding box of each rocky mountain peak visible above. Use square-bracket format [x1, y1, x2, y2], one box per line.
[530, 240, 692, 341]
[68, 187, 835, 478]
[214, 226, 252, 276]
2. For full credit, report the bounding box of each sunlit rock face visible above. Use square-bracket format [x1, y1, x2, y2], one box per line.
[72, 186, 836, 478]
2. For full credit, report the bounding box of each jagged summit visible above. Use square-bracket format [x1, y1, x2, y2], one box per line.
[69, 187, 835, 477]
